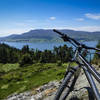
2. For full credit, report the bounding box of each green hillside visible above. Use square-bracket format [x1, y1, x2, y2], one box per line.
[0, 63, 76, 99]
[0, 29, 100, 42]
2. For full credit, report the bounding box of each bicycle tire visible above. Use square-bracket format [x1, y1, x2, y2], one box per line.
[54, 66, 80, 100]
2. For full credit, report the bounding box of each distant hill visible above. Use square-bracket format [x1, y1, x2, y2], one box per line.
[0, 29, 100, 42]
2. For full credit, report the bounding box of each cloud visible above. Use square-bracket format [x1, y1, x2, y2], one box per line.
[0, 28, 33, 37]
[0, 25, 100, 37]
[49, 17, 56, 20]
[47, 26, 100, 32]
[76, 18, 84, 21]
[69, 26, 100, 32]
[85, 13, 100, 20]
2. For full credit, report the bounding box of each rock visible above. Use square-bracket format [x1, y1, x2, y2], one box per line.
[6, 92, 31, 100]
[6, 81, 60, 100]
[31, 81, 60, 100]
[33, 92, 44, 100]
[44, 67, 100, 100]
[35, 81, 60, 94]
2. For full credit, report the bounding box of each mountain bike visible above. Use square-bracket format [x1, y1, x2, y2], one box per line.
[53, 29, 100, 100]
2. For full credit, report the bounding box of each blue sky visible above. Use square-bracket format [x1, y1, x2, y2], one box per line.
[0, 0, 100, 36]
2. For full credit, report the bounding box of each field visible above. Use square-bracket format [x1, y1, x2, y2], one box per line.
[0, 63, 76, 99]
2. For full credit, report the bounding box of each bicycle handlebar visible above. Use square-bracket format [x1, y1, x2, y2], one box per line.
[53, 29, 80, 46]
[53, 29, 100, 51]
[53, 29, 64, 36]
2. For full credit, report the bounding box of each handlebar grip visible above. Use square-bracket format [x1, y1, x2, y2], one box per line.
[82, 45, 100, 51]
[94, 48, 100, 51]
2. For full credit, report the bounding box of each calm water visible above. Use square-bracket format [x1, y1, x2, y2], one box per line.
[3, 41, 98, 50]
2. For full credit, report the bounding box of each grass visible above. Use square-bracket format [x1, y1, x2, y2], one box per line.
[0, 63, 19, 73]
[0, 62, 76, 99]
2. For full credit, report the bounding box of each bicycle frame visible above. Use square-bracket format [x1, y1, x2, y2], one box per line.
[53, 29, 100, 100]
[76, 50, 100, 100]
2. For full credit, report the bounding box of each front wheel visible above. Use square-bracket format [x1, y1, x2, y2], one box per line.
[54, 66, 80, 100]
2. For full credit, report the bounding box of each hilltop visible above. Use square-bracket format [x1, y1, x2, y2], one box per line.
[0, 29, 100, 42]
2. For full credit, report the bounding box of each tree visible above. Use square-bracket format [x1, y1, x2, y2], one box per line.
[0, 47, 9, 63]
[53, 45, 73, 63]
[40, 50, 55, 63]
[0, 43, 21, 63]
[34, 50, 42, 62]
[19, 53, 33, 67]
[22, 45, 29, 54]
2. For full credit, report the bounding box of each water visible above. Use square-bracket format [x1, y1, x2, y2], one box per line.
[3, 41, 98, 51]
[2, 41, 98, 61]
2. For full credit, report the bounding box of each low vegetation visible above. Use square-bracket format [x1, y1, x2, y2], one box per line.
[0, 41, 100, 99]
[0, 43, 73, 65]
[0, 43, 75, 99]
[0, 63, 76, 99]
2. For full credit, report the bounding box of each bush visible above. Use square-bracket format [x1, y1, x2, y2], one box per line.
[57, 60, 62, 66]
[19, 53, 33, 67]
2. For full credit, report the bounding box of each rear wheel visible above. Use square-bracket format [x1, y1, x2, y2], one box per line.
[54, 66, 80, 100]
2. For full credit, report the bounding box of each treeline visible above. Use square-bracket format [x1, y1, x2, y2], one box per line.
[0, 43, 73, 66]
[0, 43, 21, 63]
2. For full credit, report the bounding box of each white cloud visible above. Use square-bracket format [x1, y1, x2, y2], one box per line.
[68, 26, 100, 32]
[85, 13, 100, 20]
[0, 25, 100, 37]
[0, 28, 33, 37]
[47, 26, 100, 32]
[76, 18, 84, 21]
[49, 17, 56, 20]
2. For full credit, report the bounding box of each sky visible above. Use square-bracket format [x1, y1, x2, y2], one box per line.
[0, 0, 100, 36]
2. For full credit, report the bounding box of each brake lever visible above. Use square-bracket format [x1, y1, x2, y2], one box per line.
[81, 44, 100, 51]
[95, 52, 100, 55]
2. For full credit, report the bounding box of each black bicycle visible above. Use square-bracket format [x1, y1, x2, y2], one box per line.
[53, 29, 100, 100]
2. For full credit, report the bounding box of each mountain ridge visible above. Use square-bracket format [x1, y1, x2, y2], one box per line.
[0, 29, 100, 42]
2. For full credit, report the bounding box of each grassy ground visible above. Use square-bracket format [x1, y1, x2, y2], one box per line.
[0, 62, 76, 99]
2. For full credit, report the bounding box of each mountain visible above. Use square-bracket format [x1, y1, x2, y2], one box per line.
[0, 29, 100, 42]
